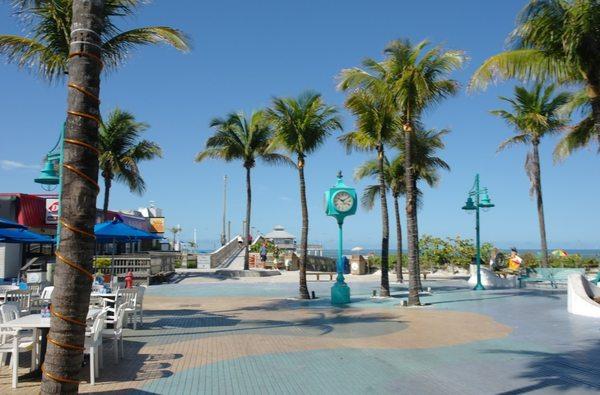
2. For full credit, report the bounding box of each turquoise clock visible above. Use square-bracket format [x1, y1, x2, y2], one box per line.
[324, 171, 357, 305]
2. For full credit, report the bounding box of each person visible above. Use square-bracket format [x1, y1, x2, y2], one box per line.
[489, 248, 498, 270]
[259, 242, 268, 263]
[508, 247, 522, 272]
[237, 235, 243, 246]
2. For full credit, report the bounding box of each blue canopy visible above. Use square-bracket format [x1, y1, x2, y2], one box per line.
[0, 217, 27, 229]
[94, 218, 160, 242]
[0, 228, 54, 244]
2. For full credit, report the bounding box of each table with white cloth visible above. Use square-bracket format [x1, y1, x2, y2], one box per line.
[0, 308, 102, 377]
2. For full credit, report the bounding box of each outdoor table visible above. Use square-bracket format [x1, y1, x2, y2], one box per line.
[0, 308, 102, 377]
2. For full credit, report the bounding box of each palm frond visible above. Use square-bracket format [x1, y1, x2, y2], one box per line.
[102, 26, 190, 69]
[469, 49, 575, 91]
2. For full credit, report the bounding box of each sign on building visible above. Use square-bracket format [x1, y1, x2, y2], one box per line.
[149, 217, 165, 233]
[45, 198, 59, 225]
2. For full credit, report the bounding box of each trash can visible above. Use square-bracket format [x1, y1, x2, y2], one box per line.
[343, 256, 350, 274]
[350, 255, 366, 275]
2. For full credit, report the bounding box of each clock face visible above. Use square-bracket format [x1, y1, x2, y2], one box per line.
[333, 191, 354, 212]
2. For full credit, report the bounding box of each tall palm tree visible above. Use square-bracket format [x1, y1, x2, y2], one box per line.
[267, 91, 342, 300]
[40, 2, 104, 393]
[354, 156, 406, 283]
[170, 225, 182, 249]
[0, 0, 190, 81]
[0, 1, 188, 392]
[338, 66, 398, 297]
[384, 39, 464, 305]
[356, 129, 450, 283]
[196, 111, 288, 270]
[470, 0, 600, 158]
[491, 83, 570, 267]
[99, 108, 162, 220]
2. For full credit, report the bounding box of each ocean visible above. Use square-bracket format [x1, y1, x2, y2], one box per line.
[322, 249, 600, 258]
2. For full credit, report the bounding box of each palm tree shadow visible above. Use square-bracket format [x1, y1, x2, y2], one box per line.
[487, 340, 600, 394]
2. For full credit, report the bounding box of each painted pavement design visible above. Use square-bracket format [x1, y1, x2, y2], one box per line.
[1, 277, 599, 394]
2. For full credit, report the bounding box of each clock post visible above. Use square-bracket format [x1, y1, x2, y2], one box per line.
[325, 171, 357, 305]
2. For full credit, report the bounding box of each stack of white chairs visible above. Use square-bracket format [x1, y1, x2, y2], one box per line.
[0, 304, 36, 388]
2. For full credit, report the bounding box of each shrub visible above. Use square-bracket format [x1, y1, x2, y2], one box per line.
[94, 257, 111, 269]
[186, 259, 197, 269]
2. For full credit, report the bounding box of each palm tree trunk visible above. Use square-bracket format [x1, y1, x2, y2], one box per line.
[532, 142, 549, 267]
[244, 165, 251, 271]
[298, 158, 310, 299]
[377, 144, 390, 297]
[393, 195, 403, 283]
[41, 1, 104, 393]
[412, 175, 422, 291]
[404, 124, 421, 306]
[102, 170, 111, 221]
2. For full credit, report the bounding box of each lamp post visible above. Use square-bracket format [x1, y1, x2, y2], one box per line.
[462, 174, 494, 291]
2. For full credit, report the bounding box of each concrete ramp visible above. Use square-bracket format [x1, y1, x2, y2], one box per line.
[568, 274, 600, 318]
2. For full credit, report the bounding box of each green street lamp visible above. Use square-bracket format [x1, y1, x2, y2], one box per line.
[34, 126, 65, 248]
[34, 138, 61, 189]
[462, 174, 494, 291]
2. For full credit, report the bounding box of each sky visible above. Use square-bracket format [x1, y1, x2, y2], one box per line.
[1, 0, 599, 251]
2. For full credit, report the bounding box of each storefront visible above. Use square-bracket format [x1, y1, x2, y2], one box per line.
[0, 193, 166, 281]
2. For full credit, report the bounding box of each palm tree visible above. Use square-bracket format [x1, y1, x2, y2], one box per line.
[196, 111, 288, 270]
[267, 91, 342, 299]
[170, 225, 182, 249]
[470, 0, 600, 158]
[354, 157, 406, 283]
[0, 2, 189, 390]
[384, 39, 464, 305]
[356, 129, 450, 284]
[338, 65, 398, 297]
[0, 0, 190, 81]
[40, 2, 103, 393]
[491, 83, 570, 267]
[99, 108, 162, 220]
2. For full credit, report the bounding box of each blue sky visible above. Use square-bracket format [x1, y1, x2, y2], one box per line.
[1, 0, 598, 250]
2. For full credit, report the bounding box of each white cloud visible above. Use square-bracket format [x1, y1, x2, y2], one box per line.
[0, 160, 39, 171]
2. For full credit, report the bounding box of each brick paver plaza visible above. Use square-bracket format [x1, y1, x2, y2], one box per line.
[1, 273, 599, 394]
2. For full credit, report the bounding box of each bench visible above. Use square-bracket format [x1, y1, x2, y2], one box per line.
[401, 271, 431, 280]
[306, 271, 336, 281]
[519, 267, 586, 288]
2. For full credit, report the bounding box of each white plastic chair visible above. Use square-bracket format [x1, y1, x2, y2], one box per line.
[102, 303, 126, 363]
[40, 286, 54, 301]
[4, 290, 32, 315]
[84, 310, 107, 385]
[110, 288, 137, 328]
[132, 285, 146, 329]
[0, 304, 35, 388]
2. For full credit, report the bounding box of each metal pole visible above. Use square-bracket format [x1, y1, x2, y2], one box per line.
[337, 221, 345, 284]
[221, 175, 227, 245]
[474, 174, 484, 290]
[56, 123, 66, 246]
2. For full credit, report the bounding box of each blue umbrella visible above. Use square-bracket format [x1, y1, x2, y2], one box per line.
[0, 228, 54, 244]
[94, 218, 160, 242]
[0, 217, 26, 229]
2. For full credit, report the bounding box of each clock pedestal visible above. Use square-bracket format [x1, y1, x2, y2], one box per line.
[331, 282, 351, 304]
